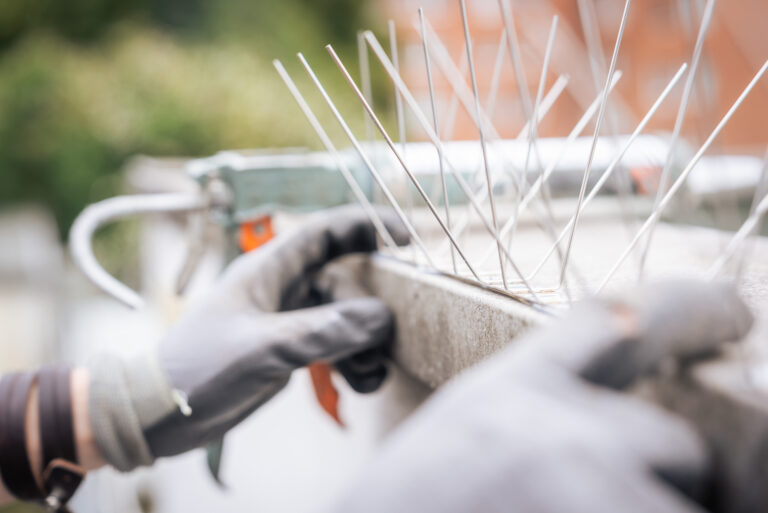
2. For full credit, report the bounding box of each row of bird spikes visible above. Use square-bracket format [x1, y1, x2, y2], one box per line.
[272, 0, 768, 306]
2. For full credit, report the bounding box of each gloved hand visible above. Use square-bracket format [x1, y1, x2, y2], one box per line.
[315, 262, 393, 394]
[330, 280, 754, 513]
[87, 205, 408, 471]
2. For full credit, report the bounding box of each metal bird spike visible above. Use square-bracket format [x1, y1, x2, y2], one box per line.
[419, 8, 565, 274]
[487, 30, 508, 117]
[528, 16, 558, 188]
[357, 31, 375, 142]
[516, 15, 559, 247]
[498, 14, 570, 298]
[498, 0, 534, 132]
[526, 63, 688, 283]
[707, 195, 768, 281]
[295, 52, 438, 269]
[325, 43, 484, 284]
[419, 19, 519, 168]
[731, 148, 768, 282]
[272, 59, 400, 252]
[497, 0, 565, 233]
[442, 51, 468, 140]
[474, 71, 624, 269]
[419, 8, 457, 275]
[597, 59, 768, 292]
[559, 0, 632, 289]
[637, 0, 718, 279]
[443, 73, 570, 247]
[361, 31, 540, 300]
[576, 0, 638, 241]
[454, 29, 508, 192]
[388, 20, 407, 156]
[417, 18, 562, 242]
[388, 20, 414, 227]
[459, 0, 508, 289]
[707, 147, 768, 280]
[577, 0, 609, 94]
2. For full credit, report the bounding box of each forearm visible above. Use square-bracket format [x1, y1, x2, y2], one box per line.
[0, 368, 106, 506]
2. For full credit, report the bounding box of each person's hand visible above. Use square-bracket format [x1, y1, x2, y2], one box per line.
[330, 280, 754, 513]
[87, 206, 408, 471]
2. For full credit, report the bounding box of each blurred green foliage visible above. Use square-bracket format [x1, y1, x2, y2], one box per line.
[0, 0, 386, 237]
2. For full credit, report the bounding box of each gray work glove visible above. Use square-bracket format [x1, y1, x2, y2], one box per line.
[331, 280, 754, 513]
[88, 206, 408, 471]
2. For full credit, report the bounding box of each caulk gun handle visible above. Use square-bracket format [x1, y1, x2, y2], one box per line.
[238, 215, 344, 427]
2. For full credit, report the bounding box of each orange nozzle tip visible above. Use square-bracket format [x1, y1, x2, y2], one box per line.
[328, 411, 346, 429]
[308, 362, 345, 428]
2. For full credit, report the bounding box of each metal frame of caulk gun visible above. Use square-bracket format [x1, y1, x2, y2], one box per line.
[69, 144, 463, 308]
[70, 138, 678, 308]
[69, 191, 224, 310]
[70, 148, 370, 309]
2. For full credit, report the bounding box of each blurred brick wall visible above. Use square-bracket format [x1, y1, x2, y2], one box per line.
[375, 0, 768, 152]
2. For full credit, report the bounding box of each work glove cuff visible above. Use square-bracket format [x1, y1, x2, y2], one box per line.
[88, 352, 177, 471]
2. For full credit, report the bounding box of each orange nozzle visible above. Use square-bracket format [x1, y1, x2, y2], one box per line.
[308, 362, 344, 427]
[238, 216, 275, 252]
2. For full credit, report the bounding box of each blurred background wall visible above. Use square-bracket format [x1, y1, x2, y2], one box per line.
[386, 0, 768, 152]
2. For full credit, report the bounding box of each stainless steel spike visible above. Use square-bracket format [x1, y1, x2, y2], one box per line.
[559, 0, 632, 289]
[707, 195, 768, 280]
[498, 0, 534, 135]
[707, 148, 768, 280]
[443, 52, 468, 140]
[497, 0, 540, 238]
[418, 19, 526, 231]
[517, 15, 559, 248]
[357, 31, 375, 142]
[418, 18, 570, 250]
[527, 64, 688, 282]
[419, 8, 457, 275]
[388, 20, 415, 238]
[419, 18, 523, 183]
[497, 0, 567, 242]
[577, 0, 639, 247]
[487, 31, 507, 118]
[273, 59, 400, 252]
[459, 0, 508, 289]
[362, 31, 540, 300]
[637, 0, 718, 279]
[597, 60, 768, 292]
[439, 74, 570, 253]
[296, 52, 437, 269]
[577, 0, 609, 94]
[509, 15, 570, 298]
[732, 148, 768, 282]
[326, 44, 483, 283]
[388, 20, 407, 156]
[473, 71, 623, 269]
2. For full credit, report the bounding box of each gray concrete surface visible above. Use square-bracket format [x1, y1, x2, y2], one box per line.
[341, 254, 546, 387]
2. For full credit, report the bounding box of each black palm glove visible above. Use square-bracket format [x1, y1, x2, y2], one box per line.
[88, 206, 408, 470]
[313, 262, 392, 394]
[330, 280, 754, 513]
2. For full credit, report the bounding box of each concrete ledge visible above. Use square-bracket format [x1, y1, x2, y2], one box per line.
[342, 254, 548, 388]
